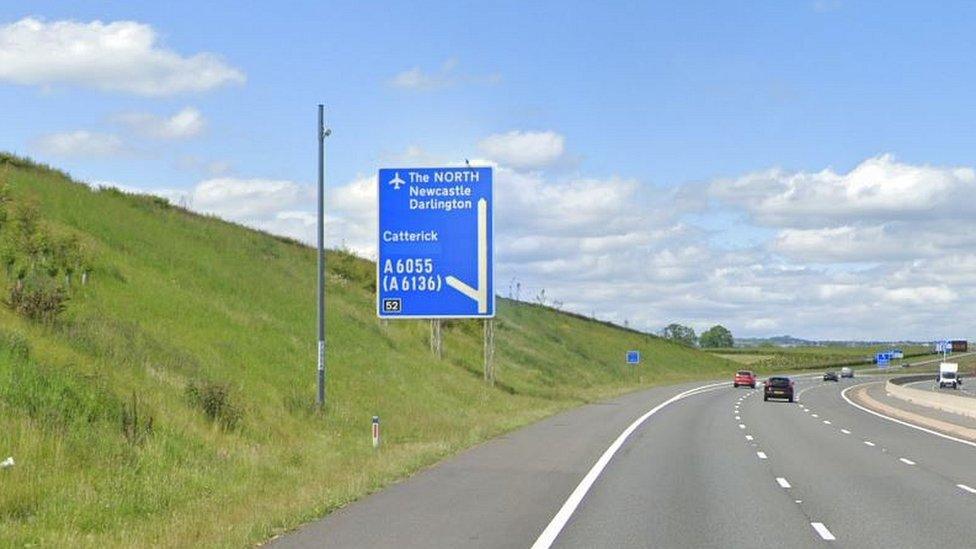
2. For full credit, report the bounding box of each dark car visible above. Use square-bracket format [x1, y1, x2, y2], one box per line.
[764, 376, 795, 402]
[823, 371, 839, 382]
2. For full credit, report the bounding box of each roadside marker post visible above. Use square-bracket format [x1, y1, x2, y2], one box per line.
[372, 416, 380, 449]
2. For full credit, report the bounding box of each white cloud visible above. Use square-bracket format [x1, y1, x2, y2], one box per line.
[478, 131, 566, 169]
[114, 107, 206, 139]
[35, 130, 125, 157]
[189, 178, 306, 218]
[709, 154, 976, 227]
[390, 67, 440, 90]
[390, 58, 499, 90]
[175, 155, 232, 176]
[0, 17, 244, 95]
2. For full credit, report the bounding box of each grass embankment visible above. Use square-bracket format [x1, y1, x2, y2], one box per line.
[0, 155, 742, 547]
[709, 345, 935, 371]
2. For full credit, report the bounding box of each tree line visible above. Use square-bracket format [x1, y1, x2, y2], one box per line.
[660, 323, 733, 348]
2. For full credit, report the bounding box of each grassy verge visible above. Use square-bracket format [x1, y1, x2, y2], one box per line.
[0, 155, 749, 547]
[707, 345, 934, 371]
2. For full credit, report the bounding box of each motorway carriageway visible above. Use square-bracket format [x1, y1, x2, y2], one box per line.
[272, 372, 976, 548]
[903, 376, 976, 399]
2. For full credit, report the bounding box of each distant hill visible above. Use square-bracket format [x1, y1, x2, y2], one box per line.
[735, 335, 933, 348]
[0, 153, 745, 546]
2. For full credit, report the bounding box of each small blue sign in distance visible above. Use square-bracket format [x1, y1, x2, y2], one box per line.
[377, 167, 494, 318]
[627, 350, 640, 364]
[876, 352, 890, 367]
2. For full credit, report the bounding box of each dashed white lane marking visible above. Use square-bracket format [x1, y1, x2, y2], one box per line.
[899, 458, 916, 465]
[795, 499, 802, 503]
[958, 484, 976, 494]
[841, 429, 851, 434]
[757, 451, 768, 459]
[823, 420, 832, 425]
[864, 441, 875, 447]
[811, 522, 836, 541]
[745, 435, 754, 441]
[735, 416, 741, 420]
[776, 477, 791, 488]
[811, 414, 819, 418]
[739, 424, 746, 429]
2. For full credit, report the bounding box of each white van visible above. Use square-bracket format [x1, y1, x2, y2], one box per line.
[840, 367, 854, 378]
[939, 362, 959, 389]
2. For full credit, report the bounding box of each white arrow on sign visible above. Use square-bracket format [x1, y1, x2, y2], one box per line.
[445, 198, 488, 314]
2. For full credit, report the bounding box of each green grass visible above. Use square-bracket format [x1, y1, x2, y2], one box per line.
[706, 345, 935, 371]
[0, 154, 751, 547]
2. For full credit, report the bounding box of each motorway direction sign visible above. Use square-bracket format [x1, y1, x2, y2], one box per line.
[627, 350, 640, 364]
[377, 167, 494, 318]
[876, 352, 891, 367]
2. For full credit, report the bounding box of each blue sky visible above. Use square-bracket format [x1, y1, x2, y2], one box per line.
[2, 2, 976, 340]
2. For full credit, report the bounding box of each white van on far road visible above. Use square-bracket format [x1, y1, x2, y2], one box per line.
[939, 362, 960, 389]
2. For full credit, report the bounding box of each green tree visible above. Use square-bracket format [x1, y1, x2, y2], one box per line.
[661, 323, 698, 347]
[700, 325, 734, 348]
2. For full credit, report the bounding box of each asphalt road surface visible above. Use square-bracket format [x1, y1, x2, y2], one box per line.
[904, 377, 976, 398]
[272, 373, 976, 548]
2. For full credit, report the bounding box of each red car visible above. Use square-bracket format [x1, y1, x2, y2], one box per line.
[733, 370, 756, 388]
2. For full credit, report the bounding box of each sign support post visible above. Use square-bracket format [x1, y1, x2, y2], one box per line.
[430, 319, 442, 359]
[316, 105, 331, 409]
[484, 319, 495, 385]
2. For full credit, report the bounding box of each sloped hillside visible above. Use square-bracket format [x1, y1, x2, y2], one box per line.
[0, 154, 738, 547]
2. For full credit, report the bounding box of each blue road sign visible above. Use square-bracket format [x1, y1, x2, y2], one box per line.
[627, 350, 640, 364]
[876, 352, 891, 367]
[377, 167, 494, 318]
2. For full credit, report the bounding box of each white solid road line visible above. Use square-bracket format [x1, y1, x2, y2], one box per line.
[529, 381, 728, 549]
[841, 429, 851, 434]
[864, 441, 875, 447]
[958, 484, 976, 494]
[776, 477, 791, 488]
[841, 383, 976, 450]
[811, 522, 836, 541]
[757, 451, 768, 459]
[899, 458, 916, 465]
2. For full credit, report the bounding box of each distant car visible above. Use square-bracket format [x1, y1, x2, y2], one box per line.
[764, 376, 795, 402]
[840, 367, 854, 378]
[734, 370, 757, 388]
[823, 371, 839, 382]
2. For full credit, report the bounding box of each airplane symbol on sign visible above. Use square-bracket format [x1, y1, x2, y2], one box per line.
[389, 172, 405, 190]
